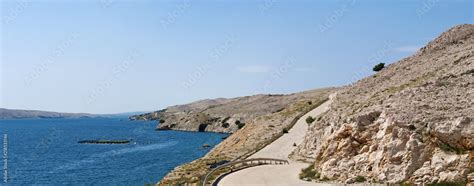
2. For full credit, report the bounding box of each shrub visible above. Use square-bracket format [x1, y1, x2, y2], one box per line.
[237, 123, 245, 129]
[222, 123, 229, 128]
[282, 128, 289, 134]
[273, 108, 285, 113]
[306, 116, 315, 124]
[320, 176, 330, 181]
[355, 176, 366, 182]
[439, 143, 465, 154]
[234, 120, 245, 129]
[159, 119, 165, 123]
[428, 182, 465, 186]
[308, 101, 312, 105]
[373, 63, 385, 72]
[399, 182, 412, 186]
[299, 164, 319, 180]
[221, 117, 230, 124]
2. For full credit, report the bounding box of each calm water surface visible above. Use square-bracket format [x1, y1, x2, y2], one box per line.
[0, 118, 226, 185]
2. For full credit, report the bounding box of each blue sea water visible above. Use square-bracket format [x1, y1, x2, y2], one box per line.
[0, 118, 227, 185]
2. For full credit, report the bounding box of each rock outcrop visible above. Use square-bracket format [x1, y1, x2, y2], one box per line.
[293, 24, 474, 184]
[131, 88, 335, 133]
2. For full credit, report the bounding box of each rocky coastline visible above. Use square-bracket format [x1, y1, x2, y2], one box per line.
[132, 24, 473, 185]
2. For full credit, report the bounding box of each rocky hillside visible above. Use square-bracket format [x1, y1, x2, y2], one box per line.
[158, 88, 335, 185]
[131, 88, 335, 133]
[0, 108, 98, 119]
[293, 24, 474, 184]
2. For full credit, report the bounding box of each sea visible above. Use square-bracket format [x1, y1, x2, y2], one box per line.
[0, 118, 227, 185]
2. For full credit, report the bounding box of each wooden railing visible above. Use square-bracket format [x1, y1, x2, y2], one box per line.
[202, 158, 289, 186]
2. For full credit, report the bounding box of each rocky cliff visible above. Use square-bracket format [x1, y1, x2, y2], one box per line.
[293, 24, 474, 184]
[131, 88, 335, 133]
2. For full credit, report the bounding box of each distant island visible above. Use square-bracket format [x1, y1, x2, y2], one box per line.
[0, 108, 148, 120]
[0, 108, 99, 119]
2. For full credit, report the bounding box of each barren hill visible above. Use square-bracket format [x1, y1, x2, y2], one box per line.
[131, 88, 336, 133]
[154, 24, 473, 185]
[293, 24, 474, 184]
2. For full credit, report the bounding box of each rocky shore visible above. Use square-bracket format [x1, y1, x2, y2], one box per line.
[130, 88, 336, 134]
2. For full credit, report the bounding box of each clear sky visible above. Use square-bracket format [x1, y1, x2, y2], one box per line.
[1, 0, 472, 114]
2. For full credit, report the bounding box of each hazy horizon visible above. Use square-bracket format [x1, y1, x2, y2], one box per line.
[1, 0, 473, 114]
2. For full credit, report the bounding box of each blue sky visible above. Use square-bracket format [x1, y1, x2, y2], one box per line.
[1, 0, 472, 114]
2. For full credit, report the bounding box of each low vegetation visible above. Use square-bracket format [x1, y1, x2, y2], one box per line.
[221, 117, 230, 124]
[428, 182, 466, 186]
[235, 120, 246, 129]
[299, 164, 320, 180]
[320, 176, 330, 181]
[373, 63, 385, 72]
[383, 72, 436, 94]
[438, 142, 465, 154]
[221, 123, 229, 128]
[355, 176, 367, 182]
[305, 116, 315, 124]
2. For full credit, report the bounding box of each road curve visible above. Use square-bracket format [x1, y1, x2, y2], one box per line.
[218, 100, 332, 186]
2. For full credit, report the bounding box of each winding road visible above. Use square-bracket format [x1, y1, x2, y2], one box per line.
[218, 100, 332, 186]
